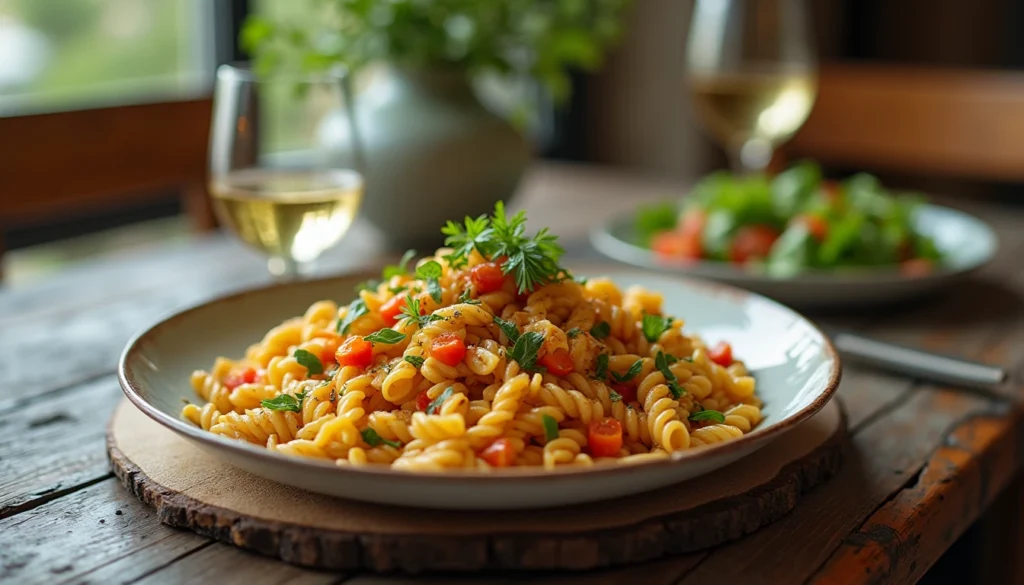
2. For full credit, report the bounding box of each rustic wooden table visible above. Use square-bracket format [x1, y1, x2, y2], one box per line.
[2, 164, 1022, 585]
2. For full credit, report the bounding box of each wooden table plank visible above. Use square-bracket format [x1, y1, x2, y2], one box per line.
[133, 544, 342, 585]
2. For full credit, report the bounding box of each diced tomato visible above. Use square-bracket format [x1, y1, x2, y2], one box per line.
[729, 225, 780, 264]
[224, 367, 258, 390]
[588, 417, 624, 458]
[611, 382, 637, 404]
[379, 295, 407, 326]
[652, 231, 703, 260]
[538, 348, 574, 376]
[708, 341, 733, 367]
[900, 258, 934, 278]
[416, 390, 431, 411]
[470, 262, 505, 294]
[336, 336, 374, 368]
[430, 332, 467, 366]
[795, 214, 828, 241]
[480, 438, 516, 467]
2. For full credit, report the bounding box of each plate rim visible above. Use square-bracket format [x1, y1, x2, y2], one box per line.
[118, 269, 842, 484]
[590, 203, 998, 284]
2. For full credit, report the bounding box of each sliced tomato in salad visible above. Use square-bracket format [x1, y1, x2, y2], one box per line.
[729, 225, 780, 264]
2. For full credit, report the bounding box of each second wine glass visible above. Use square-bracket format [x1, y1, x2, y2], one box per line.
[686, 0, 817, 173]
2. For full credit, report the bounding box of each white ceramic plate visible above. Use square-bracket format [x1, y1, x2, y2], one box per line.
[590, 204, 997, 308]
[119, 270, 840, 510]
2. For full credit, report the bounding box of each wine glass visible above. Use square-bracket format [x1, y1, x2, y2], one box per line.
[209, 64, 364, 279]
[686, 0, 817, 173]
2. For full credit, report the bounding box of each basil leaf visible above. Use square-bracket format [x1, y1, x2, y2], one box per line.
[383, 249, 417, 279]
[261, 390, 307, 413]
[293, 349, 324, 375]
[668, 381, 686, 399]
[458, 288, 480, 304]
[364, 329, 407, 344]
[590, 321, 611, 339]
[612, 359, 643, 383]
[641, 314, 673, 343]
[594, 354, 609, 379]
[361, 428, 402, 448]
[654, 351, 675, 382]
[609, 390, 622, 403]
[690, 409, 725, 424]
[404, 355, 425, 368]
[415, 260, 443, 280]
[508, 331, 545, 371]
[541, 413, 559, 443]
[336, 298, 368, 334]
[426, 279, 443, 303]
[493, 316, 521, 344]
[565, 327, 582, 339]
[427, 386, 454, 415]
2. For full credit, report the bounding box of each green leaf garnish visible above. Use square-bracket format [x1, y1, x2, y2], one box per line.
[404, 355, 425, 368]
[641, 314, 673, 343]
[415, 260, 444, 303]
[508, 331, 545, 371]
[400, 294, 443, 329]
[261, 390, 307, 413]
[635, 202, 679, 246]
[541, 413, 559, 443]
[565, 327, 583, 339]
[668, 381, 686, 399]
[388, 285, 407, 294]
[364, 329, 407, 344]
[336, 298, 368, 334]
[442, 215, 490, 269]
[293, 349, 324, 375]
[493, 316, 521, 344]
[690, 409, 726, 424]
[361, 428, 402, 448]
[594, 354, 609, 379]
[609, 390, 622, 402]
[427, 386, 454, 415]
[612, 359, 643, 383]
[382, 249, 417, 279]
[458, 288, 481, 304]
[654, 351, 686, 398]
[590, 321, 611, 339]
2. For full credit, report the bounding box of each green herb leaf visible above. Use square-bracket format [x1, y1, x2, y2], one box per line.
[655, 351, 676, 383]
[508, 331, 545, 371]
[416, 260, 444, 303]
[404, 355, 425, 368]
[641, 314, 673, 343]
[666, 354, 681, 364]
[458, 288, 480, 304]
[427, 386, 455, 415]
[364, 329, 407, 344]
[635, 202, 679, 246]
[609, 390, 623, 402]
[612, 359, 643, 383]
[426, 279, 443, 303]
[336, 298, 369, 334]
[383, 249, 417, 279]
[690, 409, 725, 424]
[442, 214, 490, 268]
[541, 413, 559, 443]
[565, 327, 582, 339]
[590, 321, 611, 339]
[361, 428, 402, 448]
[594, 353, 609, 379]
[668, 381, 686, 399]
[399, 295, 443, 329]
[354, 279, 380, 293]
[493, 316, 521, 343]
[387, 285, 407, 294]
[261, 390, 307, 413]
[293, 349, 324, 375]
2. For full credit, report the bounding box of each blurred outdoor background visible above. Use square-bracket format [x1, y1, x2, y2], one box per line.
[1, 0, 1023, 283]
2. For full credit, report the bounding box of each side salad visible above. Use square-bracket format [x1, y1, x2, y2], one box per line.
[636, 162, 943, 278]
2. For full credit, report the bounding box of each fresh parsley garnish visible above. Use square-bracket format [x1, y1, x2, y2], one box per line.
[364, 329, 407, 344]
[508, 331, 545, 371]
[612, 359, 643, 383]
[426, 386, 455, 415]
[541, 413, 559, 443]
[655, 351, 686, 399]
[565, 327, 582, 339]
[458, 288, 481, 304]
[609, 390, 623, 402]
[404, 355, 425, 368]
[690, 409, 726, 424]
[354, 279, 380, 293]
[641, 314, 673, 343]
[493, 316, 521, 343]
[441, 214, 490, 269]
[590, 321, 611, 339]
[399, 295, 444, 329]
[293, 349, 323, 375]
[336, 298, 368, 334]
[261, 390, 307, 413]
[361, 428, 402, 448]
[415, 260, 443, 303]
[382, 249, 416, 279]
[594, 354, 609, 379]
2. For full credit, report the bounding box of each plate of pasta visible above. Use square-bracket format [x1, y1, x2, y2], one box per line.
[119, 203, 840, 510]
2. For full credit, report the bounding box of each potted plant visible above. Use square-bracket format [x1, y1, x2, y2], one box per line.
[243, 0, 630, 249]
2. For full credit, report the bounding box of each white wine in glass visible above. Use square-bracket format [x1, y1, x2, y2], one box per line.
[686, 0, 817, 173]
[209, 65, 363, 278]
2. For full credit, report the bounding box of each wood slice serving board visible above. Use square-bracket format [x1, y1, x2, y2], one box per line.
[107, 399, 846, 573]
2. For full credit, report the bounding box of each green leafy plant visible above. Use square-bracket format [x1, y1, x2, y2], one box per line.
[242, 0, 631, 104]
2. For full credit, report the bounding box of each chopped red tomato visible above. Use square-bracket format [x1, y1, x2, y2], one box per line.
[224, 367, 257, 390]
[708, 341, 733, 367]
[652, 231, 703, 260]
[900, 258, 934, 278]
[480, 438, 516, 467]
[795, 214, 828, 241]
[379, 295, 407, 326]
[416, 390, 431, 411]
[431, 332, 467, 366]
[588, 417, 624, 457]
[538, 348, 574, 376]
[336, 336, 374, 368]
[729, 225, 780, 264]
[611, 382, 637, 404]
[470, 262, 505, 294]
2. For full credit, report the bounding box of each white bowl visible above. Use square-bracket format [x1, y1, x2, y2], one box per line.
[119, 270, 840, 510]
